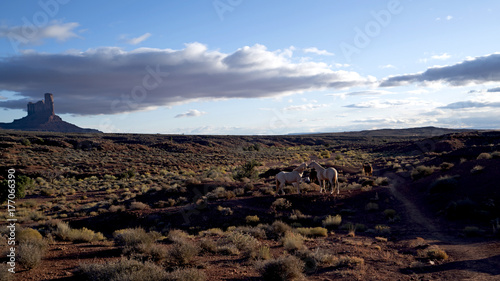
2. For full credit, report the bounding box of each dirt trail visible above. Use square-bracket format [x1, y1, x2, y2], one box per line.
[385, 171, 500, 280]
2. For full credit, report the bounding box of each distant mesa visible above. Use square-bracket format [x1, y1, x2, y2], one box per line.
[0, 93, 101, 133]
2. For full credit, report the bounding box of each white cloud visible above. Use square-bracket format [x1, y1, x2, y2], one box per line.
[446, 15, 453, 20]
[303, 47, 334, 56]
[0, 43, 373, 115]
[431, 53, 451, 60]
[283, 103, 328, 111]
[124, 33, 152, 45]
[0, 21, 81, 45]
[381, 53, 500, 87]
[175, 109, 207, 118]
[380, 64, 396, 69]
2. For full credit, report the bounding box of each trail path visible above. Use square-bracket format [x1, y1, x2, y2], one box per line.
[385, 171, 500, 280]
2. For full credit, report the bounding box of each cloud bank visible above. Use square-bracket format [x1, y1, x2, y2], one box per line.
[0, 43, 372, 115]
[175, 109, 206, 118]
[380, 53, 500, 87]
[0, 21, 81, 45]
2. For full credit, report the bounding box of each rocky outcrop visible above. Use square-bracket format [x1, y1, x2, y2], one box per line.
[0, 93, 101, 133]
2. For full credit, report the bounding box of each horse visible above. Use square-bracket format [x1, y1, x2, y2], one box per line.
[275, 163, 307, 196]
[308, 161, 339, 195]
[362, 163, 373, 177]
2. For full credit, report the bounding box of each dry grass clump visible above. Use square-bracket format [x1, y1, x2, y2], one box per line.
[296, 227, 328, 237]
[375, 225, 391, 236]
[16, 227, 47, 270]
[113, 227, 163, 260]
[411, 165, 435, 180]
[50, 221, 105, 243]
[166, 240, 200, 265]
[0, 264, 13, 281]
[224, 231, 262, 259]
[272, 198, 292, 210]
[281, 231, 305, 252]
[75, 258, 168, 281]
[471, 165, 485, 174]
[322, 214, 342, 229]
[257, 255, 305, 281]
[477, 152, 492, 160]
[365, 202, 379, 211]
[420, 246, 448, 260]
[165, 268, 207, 281]
[246, 215, 260, 225]
[271, 221, 292, 237]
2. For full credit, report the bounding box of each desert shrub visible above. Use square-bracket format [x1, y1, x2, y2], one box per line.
[320, 150, 331, 159]
[421, 246, 448, 260]
[429, 175, 459, 194]
[18, 242, 45, 270]
[383, 209, 397, 219]
[17, 227, 43, 242]
[272, 198, 292, 210]
[129, 201, 150, 210]
[52, 221, 104, 243]
[231, 226, 266, 239]
[491, 151, 500, 159]
[365, 202, 379, 211]
[463, 226, 482, 237]
[477, 152, 492, 160]
[166, 241, 200, 265]
[75, 258, 167, 281]
[445, 198, 478, 219]
[440, 162, 455, 171]
[332, 256, 365, 268]
[113, 228, 161, 254]
[257, 255, 305, 281]
[471, 165, 485, 174]
[199, 228, 224, 237]
[167, 229, 190, 243]
[375, 177, 389, 186]
[233, 159, 261, 181]
[281, 231, 305, 252]
[296, 227, 328, 237]
[226, 231, 261, 259]
[199, 238, 217, 253]
[322, 215, 342, 229]
[165, 268, 207, 281]
[375, 225, 391, 236]
[216, 205, 233, 216]
[0, 175, 34, 204]
[411, 165, 435, 180]
[234, 187, 245, 196]
[257, 245, 272, 260]
[271, 221, 292, 237]
[340, 222, 366, 233]
[216, 244, 240, 256]
[246, 215, 260, 225]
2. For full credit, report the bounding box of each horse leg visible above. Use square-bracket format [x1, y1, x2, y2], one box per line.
[275, 179, 279, 196]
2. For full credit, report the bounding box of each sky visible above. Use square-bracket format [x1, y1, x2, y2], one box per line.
[0, 0, 500, 135]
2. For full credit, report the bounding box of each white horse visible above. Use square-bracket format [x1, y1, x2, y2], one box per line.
[308, 161, 339, 195]
[275, 163, 307, 196]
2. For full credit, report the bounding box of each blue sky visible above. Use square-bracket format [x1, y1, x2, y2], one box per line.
[1, 0, 500, 134]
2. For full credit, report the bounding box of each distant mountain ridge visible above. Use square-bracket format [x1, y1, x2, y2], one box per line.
[289, 126, 475, 137]
[0, 93, 101, 133]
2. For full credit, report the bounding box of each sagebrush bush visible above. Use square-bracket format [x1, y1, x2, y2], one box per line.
[257, 255, 305, 281]
[429, 175, 459, 194]
[271, 221, 292, 237]
[18, 241, 46, 270]
[165, 268, 207, 281]
[0, 263, 13, 281]
[411, 165, 435, 180]
[226, 231, 261, 259]
[246, 215, 260, 225]
[281, 231, 305, 252]
[477, 152, 492, 160]
[296, 227, 328, 237]
[272, 198, 292, 210]
[375, 225, 391, 236]
[75, 258, 167, 281]
[421, 246, 448, 260]
[322, 215, 342, 229]
[166, 241, 200, 265]
[51, 221, 105, 243]
[365, 202, 379, 211]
